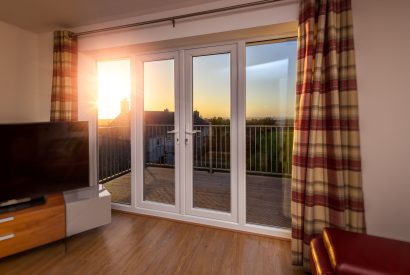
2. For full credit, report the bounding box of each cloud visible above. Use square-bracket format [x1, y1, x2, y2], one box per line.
[246, 59, 289, 79]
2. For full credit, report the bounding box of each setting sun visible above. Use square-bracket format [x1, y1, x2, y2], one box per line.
[97, 59, 131, 119]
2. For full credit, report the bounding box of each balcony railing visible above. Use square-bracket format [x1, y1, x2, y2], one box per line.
[98, 126, 131, 183]
[98, 124, 293, 183]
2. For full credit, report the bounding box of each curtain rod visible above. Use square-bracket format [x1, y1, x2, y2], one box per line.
[72, 0, 287, 37]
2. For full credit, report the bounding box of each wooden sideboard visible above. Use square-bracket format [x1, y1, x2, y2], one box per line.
[0, 193, 66, 259]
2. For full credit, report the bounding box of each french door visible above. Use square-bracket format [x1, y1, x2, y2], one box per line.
[135, 52, 181, 213]
[184, 45, 238, 222]
[135, 44, 237, 222]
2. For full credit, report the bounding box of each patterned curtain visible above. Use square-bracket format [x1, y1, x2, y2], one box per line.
[50, 30, 78, 121]
[291, 0, 365, 270]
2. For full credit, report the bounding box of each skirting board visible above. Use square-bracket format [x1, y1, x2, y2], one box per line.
[64, 185, 111, 237]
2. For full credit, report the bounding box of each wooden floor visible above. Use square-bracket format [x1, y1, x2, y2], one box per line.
[0, 211, 304, 275]
[105, 166, 291, 228]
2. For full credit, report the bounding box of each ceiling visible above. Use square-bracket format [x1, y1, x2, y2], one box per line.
[0, 0, 222, 33]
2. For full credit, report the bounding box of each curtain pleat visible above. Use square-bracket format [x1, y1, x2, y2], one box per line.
[291, 0, 366, 270]
[50, 30, 78, 121]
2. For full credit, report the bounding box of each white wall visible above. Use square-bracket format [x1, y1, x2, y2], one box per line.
[352, 0, 410, 242]
[74, 0, 298, 51]
[37, 32, 54, 121]
[0, 22, 53, 123]
[0, 21, 39, 123]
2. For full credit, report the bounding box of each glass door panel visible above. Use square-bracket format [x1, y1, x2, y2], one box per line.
[143, 59, 176, 205]
[185, 45, 237, 222]
[245, 40, 297, 228]
[136, 52, 180, 213]
[192, 53, 231, 212]
[97, 59, 131, 205]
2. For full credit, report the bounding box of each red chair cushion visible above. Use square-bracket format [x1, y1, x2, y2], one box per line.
[310, 237, 335, 275]
[323, 227, 410, 275]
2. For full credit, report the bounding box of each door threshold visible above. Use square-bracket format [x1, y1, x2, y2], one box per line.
[111, 204, 290, 240]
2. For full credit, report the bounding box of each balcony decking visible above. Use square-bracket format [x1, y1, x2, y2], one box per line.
[105, 166, 291, 228]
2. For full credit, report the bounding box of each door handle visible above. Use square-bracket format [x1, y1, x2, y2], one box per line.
[167, 129, 179, 144]
[185, 130, 201, 135]
[185, 129, 201, 145]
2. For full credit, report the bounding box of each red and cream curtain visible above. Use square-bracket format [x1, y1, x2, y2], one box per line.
[50, 30, 78, 121]
[291, 0, 365, 270]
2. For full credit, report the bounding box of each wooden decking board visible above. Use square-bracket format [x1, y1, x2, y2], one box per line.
[105, 166, 291, 228]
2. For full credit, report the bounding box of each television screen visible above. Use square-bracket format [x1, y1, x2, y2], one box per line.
[0, 122, 89, 203]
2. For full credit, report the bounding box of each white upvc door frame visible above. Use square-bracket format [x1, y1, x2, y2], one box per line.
[134, 51, 181, 214]
[183, 44, 238, 223]
[106, 37, 293, 239]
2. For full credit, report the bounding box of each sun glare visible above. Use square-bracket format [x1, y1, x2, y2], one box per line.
[97, 60, 131, 120]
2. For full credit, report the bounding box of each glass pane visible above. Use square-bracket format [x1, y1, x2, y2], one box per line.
[143, 59, 175, 205]
[246, 40, 297, 228]
[192, 53, 231, 212]
[97, 59, 131, 205]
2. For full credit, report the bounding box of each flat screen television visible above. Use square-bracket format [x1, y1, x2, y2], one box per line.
[0, 121, 89, 204]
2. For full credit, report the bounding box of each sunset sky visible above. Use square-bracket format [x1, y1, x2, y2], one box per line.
[193, 53, 230, 118]
[97, 40, 297, 120]
[144, 59, 174, 112]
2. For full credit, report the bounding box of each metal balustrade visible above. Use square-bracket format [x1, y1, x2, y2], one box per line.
[98, 126, 131, 183]
[98, 124, 293, 183]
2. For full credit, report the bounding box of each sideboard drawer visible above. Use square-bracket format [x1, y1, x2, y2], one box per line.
[0, 194, 66, 258]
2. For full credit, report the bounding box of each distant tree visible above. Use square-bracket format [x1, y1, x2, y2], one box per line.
[246, 117, 294, 126]
[207, 117, 230, 125]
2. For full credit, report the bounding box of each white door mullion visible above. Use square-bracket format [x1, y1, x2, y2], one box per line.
[237, 41, 247, 226]
[179, 49, 187, 215]
[184, 50, 193, 216]
[130, 56, 139, 209]
[230, 44, 239, 223]
[134, 57, 144, 209]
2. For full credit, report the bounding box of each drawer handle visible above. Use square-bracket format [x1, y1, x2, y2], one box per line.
[0, 233, 15, 242]
[0, 217, 15, 224]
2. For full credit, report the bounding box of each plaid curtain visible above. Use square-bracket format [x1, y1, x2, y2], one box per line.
[50, 30, 78, 121]
[291, 0, 365, 270]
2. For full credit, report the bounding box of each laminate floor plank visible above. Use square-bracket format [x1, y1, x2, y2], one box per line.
[0, 211, 304, 275]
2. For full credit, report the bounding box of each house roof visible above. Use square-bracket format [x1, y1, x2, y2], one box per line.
[109, 110, 208, 127]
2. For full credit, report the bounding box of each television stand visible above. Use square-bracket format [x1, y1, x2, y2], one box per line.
[0, 193, 65, 258]
[0, 196, 46, 215]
